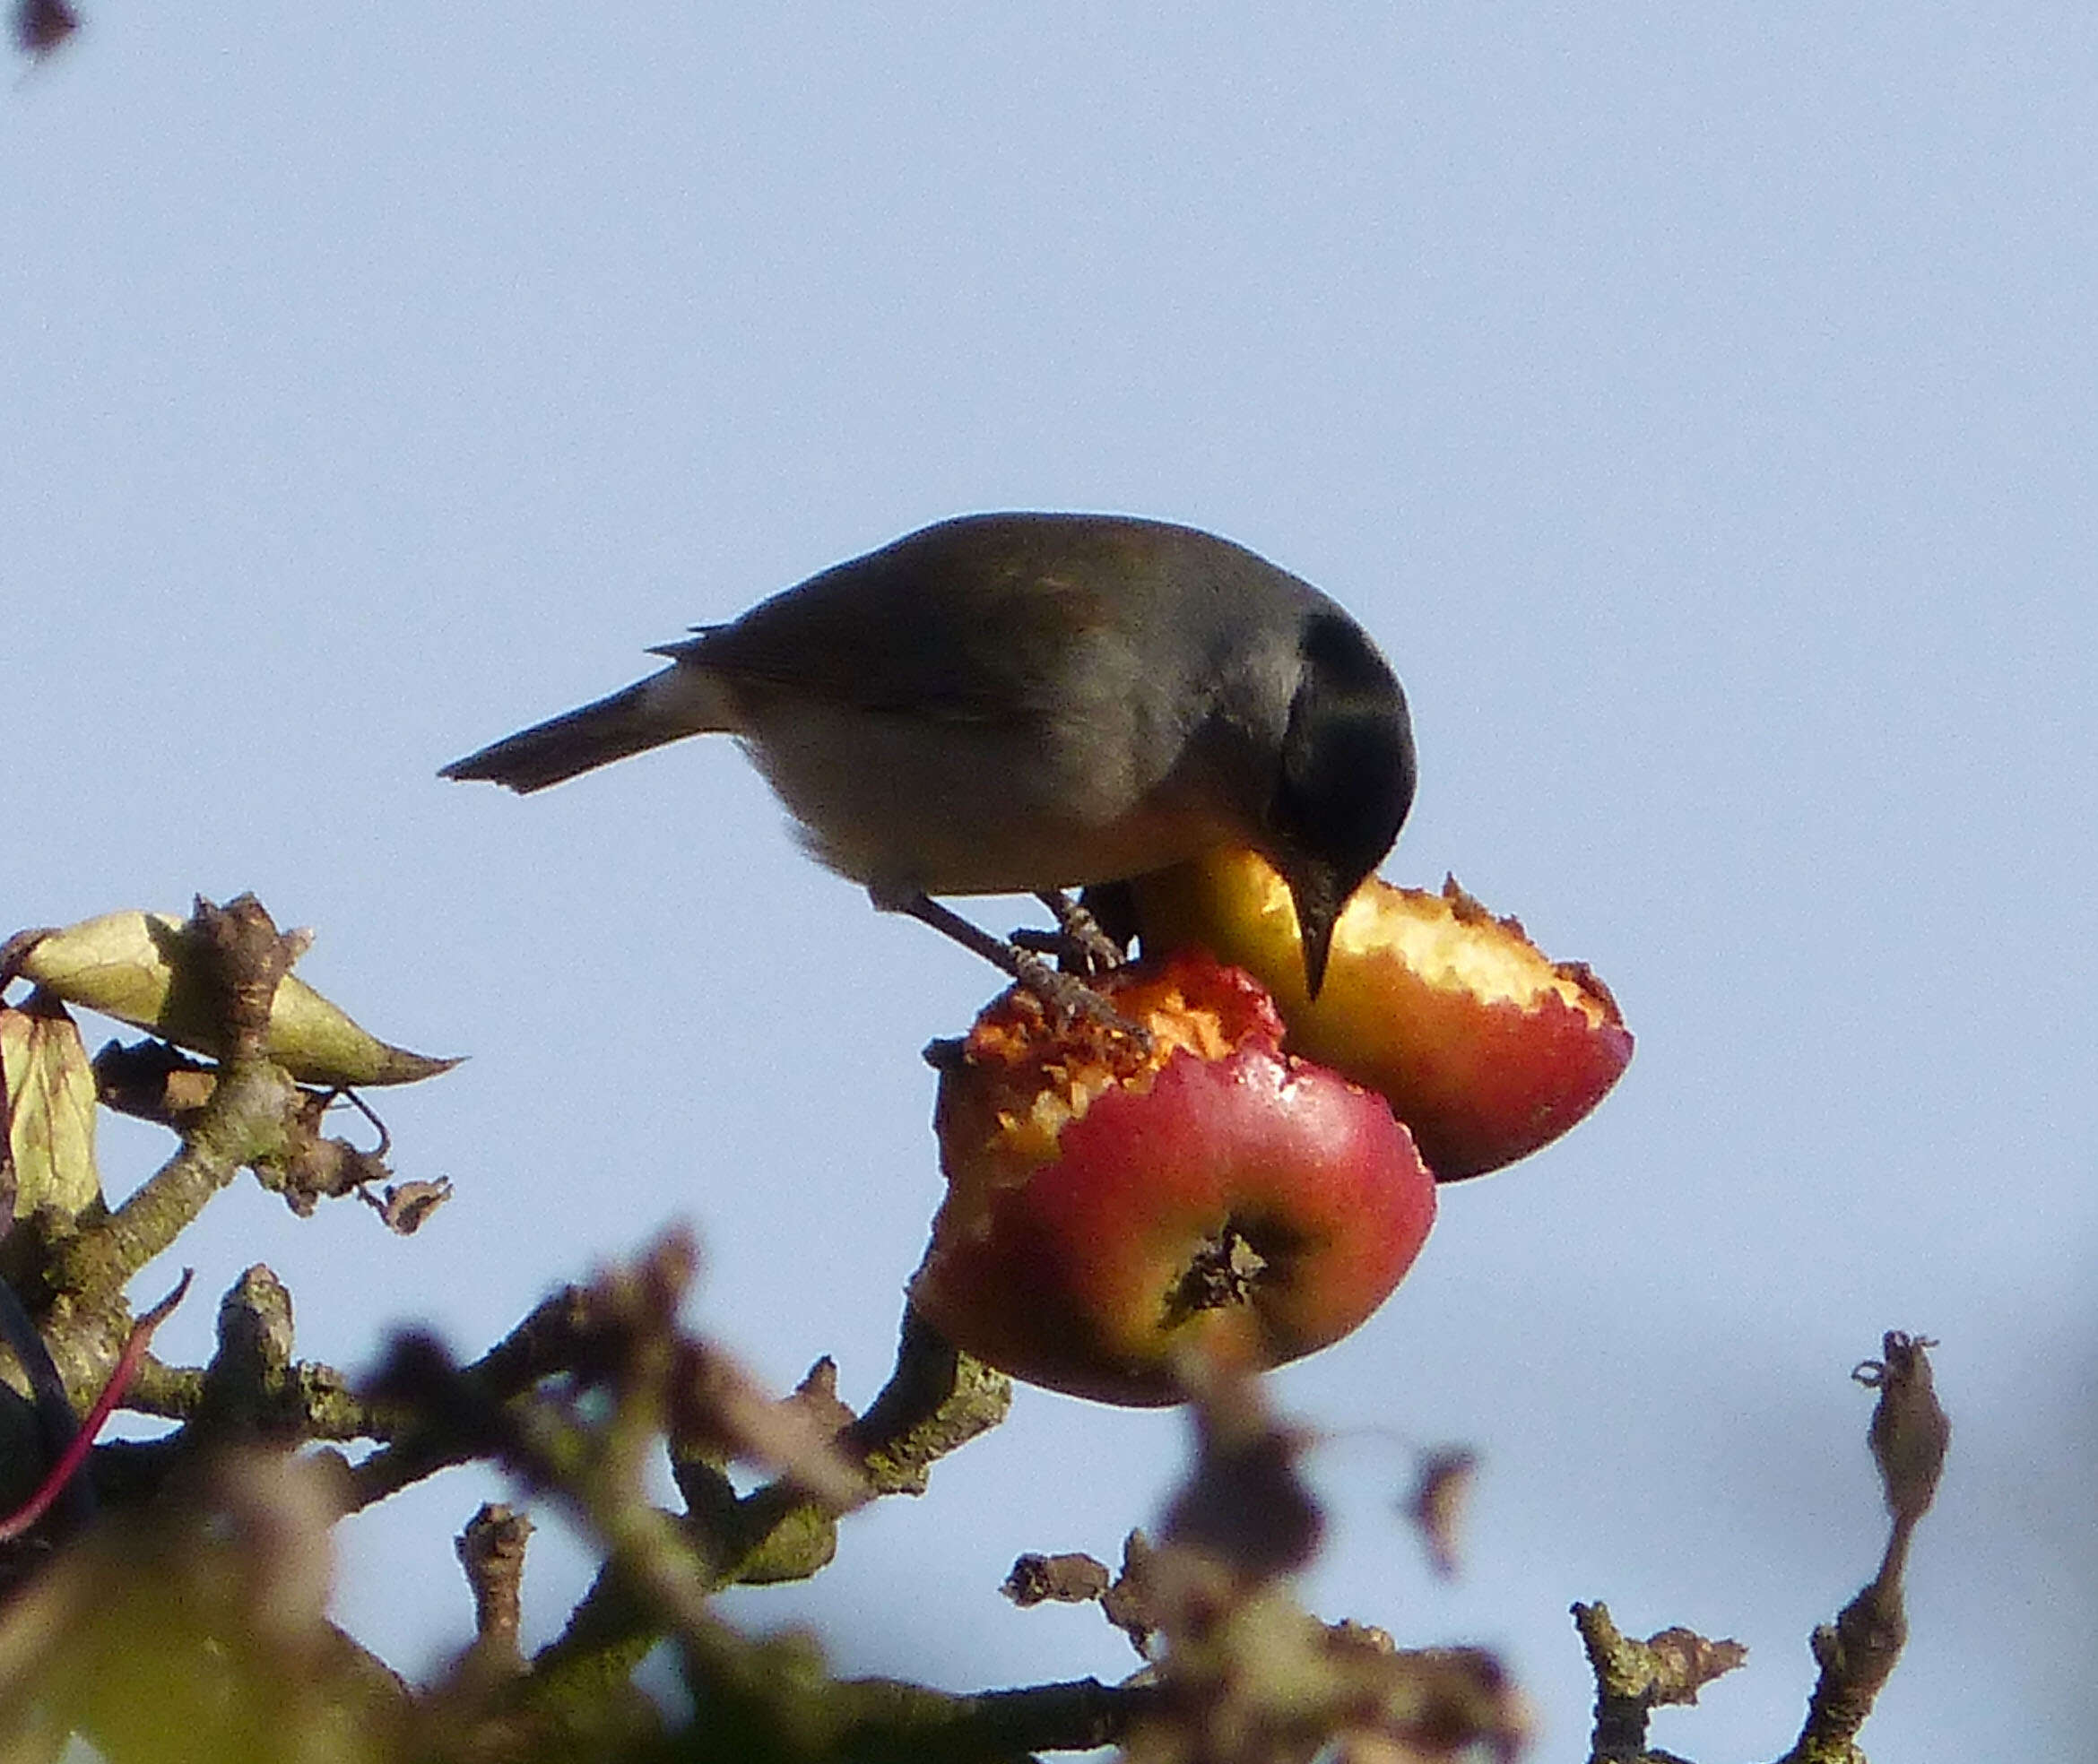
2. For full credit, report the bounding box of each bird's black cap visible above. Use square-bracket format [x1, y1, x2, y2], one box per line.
[1270, 610, 1417, 997]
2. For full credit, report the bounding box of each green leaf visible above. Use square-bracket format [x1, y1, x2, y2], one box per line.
[14, 910, 458, 1087]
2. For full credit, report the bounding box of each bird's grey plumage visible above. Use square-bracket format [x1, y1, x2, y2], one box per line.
[442, 513, 1416, 993]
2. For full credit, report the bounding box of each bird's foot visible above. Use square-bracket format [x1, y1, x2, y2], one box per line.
[1006, 946, 1150, 1045]
[1015, 888, 1130, 979]
[878, 886, 1150, 1047]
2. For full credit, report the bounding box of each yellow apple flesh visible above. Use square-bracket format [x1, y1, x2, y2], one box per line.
[1131, 852, 1631, 1180]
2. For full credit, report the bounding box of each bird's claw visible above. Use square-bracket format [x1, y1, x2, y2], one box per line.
[1009, 951, 1154, 1049]
[1030, 889, 1130, 977]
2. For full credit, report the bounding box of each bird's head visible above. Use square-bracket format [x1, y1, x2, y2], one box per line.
[1266, 610, 1417, 998]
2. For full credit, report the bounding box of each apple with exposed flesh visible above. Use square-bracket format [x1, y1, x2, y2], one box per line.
[910, 949, 1436, 1407]
[1129, 852, 1631, 1180]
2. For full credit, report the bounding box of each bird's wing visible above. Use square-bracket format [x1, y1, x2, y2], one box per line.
[658, 520, 1134, 723]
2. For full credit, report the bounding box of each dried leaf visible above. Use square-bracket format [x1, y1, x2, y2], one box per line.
[1856, 1331, 1950, 1526]
[1643, 1626, 1748, 1704]
[1161, 1371, 1322, 1581]
[1002, 1552, 1112, 1607]
[13, 0, 77, 58]
[1402, 1447, 1478, 1580]
[368, 1179, 452, 1235]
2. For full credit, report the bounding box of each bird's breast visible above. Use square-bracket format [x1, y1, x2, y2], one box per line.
[734, 696, 1248, 896]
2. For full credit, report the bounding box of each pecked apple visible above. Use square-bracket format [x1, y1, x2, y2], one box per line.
[1129, 852, 1631, 1180]
[910, 949, 1435, 1407]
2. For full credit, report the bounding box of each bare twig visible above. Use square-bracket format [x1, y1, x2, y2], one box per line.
[1778, 1332, 1949, 1764]
[1573, 1600, 1745, 1762]
[455, 1503, 533, 1673]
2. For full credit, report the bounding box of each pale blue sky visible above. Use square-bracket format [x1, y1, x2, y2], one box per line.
[7, 9, 2095, 1757]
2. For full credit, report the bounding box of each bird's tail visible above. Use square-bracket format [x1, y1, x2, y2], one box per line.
[440, 666, 733, 794]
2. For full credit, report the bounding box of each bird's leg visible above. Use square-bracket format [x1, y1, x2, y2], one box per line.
[871, 886, 1148, 1042]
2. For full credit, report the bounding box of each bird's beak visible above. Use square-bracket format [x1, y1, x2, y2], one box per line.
[1288, 870, 1345, 1001]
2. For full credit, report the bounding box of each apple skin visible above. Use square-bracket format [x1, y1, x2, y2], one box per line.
[1130, 852, 1632, 1181]
[911, 950, 1436, 1407]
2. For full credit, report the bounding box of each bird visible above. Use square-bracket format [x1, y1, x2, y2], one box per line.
[441, 512, 1416, 999]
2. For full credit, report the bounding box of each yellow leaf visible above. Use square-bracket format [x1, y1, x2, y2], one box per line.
[1, 993, 101, 1220]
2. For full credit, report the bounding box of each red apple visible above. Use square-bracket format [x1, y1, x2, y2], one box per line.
[910, 949, 1436, 1407]
[1130, 852, 1631, 1181]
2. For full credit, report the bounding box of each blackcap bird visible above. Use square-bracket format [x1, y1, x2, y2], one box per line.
[441, 513, 1415, 998]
